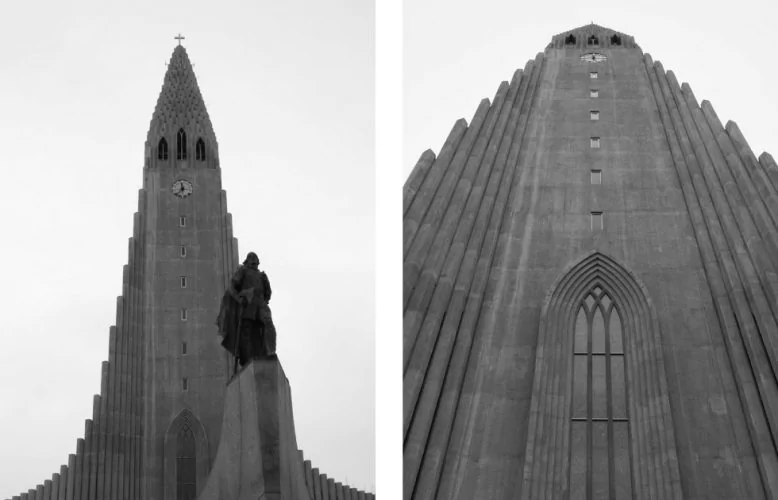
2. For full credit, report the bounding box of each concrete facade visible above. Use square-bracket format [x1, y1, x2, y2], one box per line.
[404, 24, 778, 499]
[4, 44, 372, 500]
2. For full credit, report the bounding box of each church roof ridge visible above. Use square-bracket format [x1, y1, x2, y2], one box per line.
[146, 43, 217, 147]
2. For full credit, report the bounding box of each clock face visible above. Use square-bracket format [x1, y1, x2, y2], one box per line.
[171, 179, 193, 198]
[581, 52, 607, 63]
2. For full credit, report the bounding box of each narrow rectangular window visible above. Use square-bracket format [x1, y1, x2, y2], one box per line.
[591, 212, 603, 230]
[570, 421, 587, 500]
[590, 72, 598, 79]
[180, 276, 187, 288]
[182, 378, 188, 391]
[590, 137, 600, 149]
[180, 245, 186, 257]
[592, 422, 610, 497]
[182, 342, 187, 355]
[181, 308, 187, 321]
[590, 89, 599, 98]
[590, 110, 600, 121]
[591, 170, 602, 185]
[179, 216, 187, 227]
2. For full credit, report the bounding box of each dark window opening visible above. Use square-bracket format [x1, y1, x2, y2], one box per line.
[158, 138, 169, 160]
[611, 34, 622, 46]
[588, 35, 599, 46]
[182, 378, 188, 391]
[565, 34, 576, 45]
[177, 128, 187, 160]
[179, 216, 187, 227]
[570, 288, 631, 498]
[176, 425, 196, 499]
[181, 308, 187, 321]
[182, 342, 187, 355]
[180, 246, 186, 257]
[195, 138, 206, 161]
[181, 276, 187, 288]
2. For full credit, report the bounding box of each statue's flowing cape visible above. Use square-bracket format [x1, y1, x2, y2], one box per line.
[216, 289, 241, 357]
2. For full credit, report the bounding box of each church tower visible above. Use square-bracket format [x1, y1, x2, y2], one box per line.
[404, 24, 778, 499]
[2, 41, 375, 500]
[138, 43, 238, 499]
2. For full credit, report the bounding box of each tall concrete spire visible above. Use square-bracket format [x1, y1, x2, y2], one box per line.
[146, 45, 218, 166]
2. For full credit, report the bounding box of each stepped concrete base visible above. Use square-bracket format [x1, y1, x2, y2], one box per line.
[198, 358, 311, 500]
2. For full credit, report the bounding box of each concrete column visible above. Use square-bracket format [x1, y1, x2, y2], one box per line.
[404, 150, 436, 216]
[403, 97, 492, 309]
[311, 468, 322, 499]
[404, 79, 511, 422]
[649, 57, 778, 497]
[670, 72, 778, 441]
[403, 76, 520, 496]
[432, 54, 545, 500]
[403, 82, 511, 400]
[327, 478, 336, 500]
[759, 152, 778, 193]
[318, 474, 330, 500]
[403, 119, 469, 259]
[50, 475, 59, 500]
[65, 456, 75, 500]
[335, 483, 344, 500]
[725, 121, 778, 226]
[42, 481, 50, 500]
[304, 460, 314, 499]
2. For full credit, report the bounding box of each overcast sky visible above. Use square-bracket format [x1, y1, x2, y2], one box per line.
[0, 0, 374, 497]
[404, 0, 778, 176]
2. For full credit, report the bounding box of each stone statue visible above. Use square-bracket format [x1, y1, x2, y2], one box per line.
[216, 252, 277, 370]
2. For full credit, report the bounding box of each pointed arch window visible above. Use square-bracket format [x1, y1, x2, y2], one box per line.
[177, 129, 187, 160]
[588, 35, 599, 46]
[158, 138, 169, 160]
[195, 138, 205, 161]
[521, 253, 682, 499]
[570, 286, 632, 499]
[565, 34, 576, 45]
[176, 424, 196, 500]
[610, 34, 622, 46]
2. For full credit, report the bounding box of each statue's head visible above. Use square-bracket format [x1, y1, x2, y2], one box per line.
[244, 252, 260, 269]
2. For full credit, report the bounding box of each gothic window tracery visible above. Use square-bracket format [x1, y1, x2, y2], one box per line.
[588, 35, 599, 46]
[610, 34, 622, 46]
[195, 138, 206, 161]
[177, 129, 187, 160]
[570, 286, 631, 499]
[565, 34, 577, 45]
[176, 424, 196, 500]
[158, 137, 169, 160]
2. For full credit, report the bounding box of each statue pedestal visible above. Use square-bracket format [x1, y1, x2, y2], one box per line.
[198, 358, 310, 500]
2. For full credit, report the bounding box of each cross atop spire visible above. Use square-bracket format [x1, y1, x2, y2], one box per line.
[175, 33, 185, 46]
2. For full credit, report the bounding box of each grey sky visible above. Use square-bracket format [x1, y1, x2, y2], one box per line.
[404, 0, 778, 176]
[0, 0, 374, 496]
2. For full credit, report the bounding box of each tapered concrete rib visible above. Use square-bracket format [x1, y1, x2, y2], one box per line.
[42, 481, 50, 500]
[407, 58, 540, 500]
[404, 119, 468, 259]
[403, 101, 490, 310]
[436, 54, 545, 499]
[696, 99, 778, 314]
[403, 77, 517, 496]
[404, 150, 437, 215]
[649, 58, 778, 497]
[73, 440, 83, 500]
[671, 73, 778, 443]
[408, 69, 524, 496]
[403, 86, 508, 379]
[725, 122, 778, 223]
[759, 153, 778, 194]
[65, 456, 74, 500]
